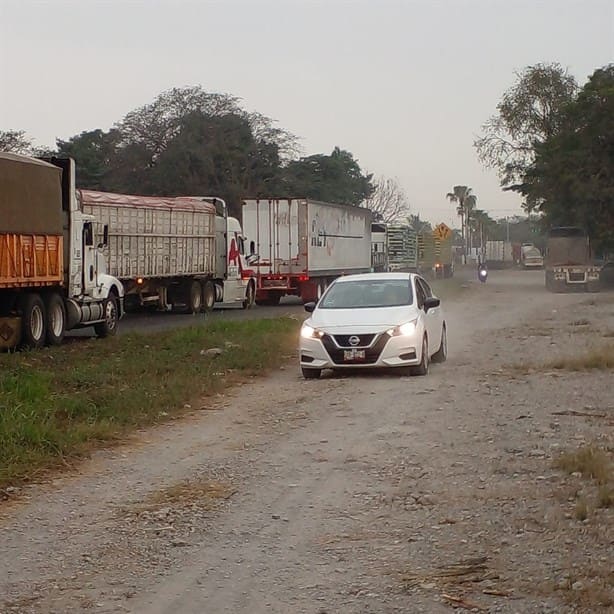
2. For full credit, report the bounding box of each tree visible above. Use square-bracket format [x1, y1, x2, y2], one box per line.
[56, 129, 120, 190]
[406, 214, 432, 234]
[282, 147, 374, 205]
[446, 186, 476, 262]
[475, 63, 578, 201]
[518, 65, 614, 251]
[0, 129, 33, 154]
[363, 177, 410, 222]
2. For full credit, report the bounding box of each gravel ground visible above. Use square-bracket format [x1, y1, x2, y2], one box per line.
[1, 270, 612, 613]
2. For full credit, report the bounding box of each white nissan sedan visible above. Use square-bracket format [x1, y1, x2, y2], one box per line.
[299, 272, 447, 379]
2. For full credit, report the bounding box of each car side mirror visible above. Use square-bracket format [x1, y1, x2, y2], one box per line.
[424, 297, 440, 311]
[304, 302, 316, 313]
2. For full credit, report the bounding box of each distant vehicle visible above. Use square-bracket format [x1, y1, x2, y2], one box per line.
[520, 244, 544, 268]
[371, 222, 388, 272]
[0, 153, 124, 350]
[478, 264, 488, 283]
[545, 226, 600, 292]
[242, 198, 372, 305]
[299, 272, 446, 379]
[387, 224, 418, 272]
[82, 191, 255, 313]
[485, 240, 514, 269]
[418, 232, 454, 278]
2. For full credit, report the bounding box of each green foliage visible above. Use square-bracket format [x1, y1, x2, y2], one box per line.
[47, 86, 373, 216]
[0, 129, 33, 154]
[475, 63, 578, 191]
[281, 146, 374, 205]
[0, 318, 299, 489]
[518, 65, 614, 251]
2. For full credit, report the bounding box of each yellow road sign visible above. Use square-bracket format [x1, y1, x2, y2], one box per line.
[434, 222, 452, 241]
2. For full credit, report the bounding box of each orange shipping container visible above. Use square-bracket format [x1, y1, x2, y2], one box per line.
[0, 233, 63, 288]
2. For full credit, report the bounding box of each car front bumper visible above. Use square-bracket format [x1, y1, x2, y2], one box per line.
[300, 331, 421, 370]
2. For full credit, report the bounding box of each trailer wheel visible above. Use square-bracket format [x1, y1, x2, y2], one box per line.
[202, 281, 216, 313]
[188, 281, 203, 314]
[20, 293, 46, 349]
[45, 292, 66, 346]
[94, 293, 119, 338]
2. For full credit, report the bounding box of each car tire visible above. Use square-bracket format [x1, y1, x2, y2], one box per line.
[431, 325, 447, 363]
[411, 336, 429, 376]
[301, 367, 321, 379]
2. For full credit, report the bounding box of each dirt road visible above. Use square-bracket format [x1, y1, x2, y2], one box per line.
[2, 271, 612, 613]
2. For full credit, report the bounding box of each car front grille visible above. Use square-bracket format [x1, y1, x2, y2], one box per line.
[321, 333, 388, 365]
[331, 333, 376, 348]
[569, 272, 586, 282]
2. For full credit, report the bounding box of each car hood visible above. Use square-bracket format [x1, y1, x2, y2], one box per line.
[308, 305, 419, 333]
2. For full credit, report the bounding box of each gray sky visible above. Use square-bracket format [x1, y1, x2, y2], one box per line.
[1, 0, 613, 227]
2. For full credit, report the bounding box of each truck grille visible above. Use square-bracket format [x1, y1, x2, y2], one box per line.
[321, 334, 388, 365]
[569, 272, 586, 282]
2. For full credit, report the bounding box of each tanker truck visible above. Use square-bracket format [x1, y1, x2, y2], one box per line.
[0, 153, 124, 349]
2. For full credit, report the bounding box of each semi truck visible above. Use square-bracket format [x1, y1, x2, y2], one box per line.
[418, 232, 454, 278]
[520, 243, 544, 268]
[81, 191, 256, 313]
[545, 226, 600, 292]
[0, 153, 124, 350]
[485, 240, 514, 268]
[386, 224, 418, 272]
[242, 198, 372, 304]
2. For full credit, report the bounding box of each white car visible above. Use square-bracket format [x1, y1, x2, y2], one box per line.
[299, 272, 447, 379]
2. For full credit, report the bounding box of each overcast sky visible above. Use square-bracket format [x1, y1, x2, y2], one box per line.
[1, 0, 612, 226]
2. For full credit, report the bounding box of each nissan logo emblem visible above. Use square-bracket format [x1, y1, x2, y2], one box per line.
[349, 335, 360, 346]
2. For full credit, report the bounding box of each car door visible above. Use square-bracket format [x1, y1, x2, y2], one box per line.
[416, 277, 442, 350]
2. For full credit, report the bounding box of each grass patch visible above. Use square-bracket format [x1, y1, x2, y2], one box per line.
[554, 446, 612, 485]
[0, 318, 298, 490]
[544, 344, 614, 371]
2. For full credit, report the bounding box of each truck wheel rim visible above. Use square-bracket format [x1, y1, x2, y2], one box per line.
[32, 305, 44, 340]
[50, 304, 64, 336]
[106, 300, 117, 330]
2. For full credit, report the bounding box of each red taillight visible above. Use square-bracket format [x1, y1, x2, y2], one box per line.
[241, 269, 255, 280]
[298, 275, 309, 282]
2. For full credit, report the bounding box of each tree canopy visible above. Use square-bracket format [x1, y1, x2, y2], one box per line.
[0, 86, 369, 217]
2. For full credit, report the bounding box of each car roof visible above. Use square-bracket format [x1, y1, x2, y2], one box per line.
[334, 272, 417, 283]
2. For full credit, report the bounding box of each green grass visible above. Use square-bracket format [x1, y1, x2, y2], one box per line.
[0, 318, 299, 490]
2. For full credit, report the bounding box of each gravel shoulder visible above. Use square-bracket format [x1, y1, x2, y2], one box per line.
[1, 271, 612, 613]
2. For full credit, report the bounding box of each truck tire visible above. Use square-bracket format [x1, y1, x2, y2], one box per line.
[94, 293, 119, 338]
[202, 281, 216, 313]
[44, 292, 66, 346]
[188, 281, 203, 314]
[242, 281, 255, 309]
[20, 293, 46, 349]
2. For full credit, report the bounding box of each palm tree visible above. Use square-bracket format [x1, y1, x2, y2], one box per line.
[446, 186, 477, 263]
[470, 209, 495, 261]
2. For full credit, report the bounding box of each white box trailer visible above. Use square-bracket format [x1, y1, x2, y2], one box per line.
[82, 191, 255, 313]
[242, 198, 372, 304]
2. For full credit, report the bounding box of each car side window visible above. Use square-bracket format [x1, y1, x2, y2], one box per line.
[415, 279, 426, 309]
[418, 277, 433, 298]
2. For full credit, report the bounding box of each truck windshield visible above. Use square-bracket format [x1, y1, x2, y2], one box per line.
[320, 279, 413, 309]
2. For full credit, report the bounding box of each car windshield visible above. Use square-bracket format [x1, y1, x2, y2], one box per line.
[319, 279, 413, 309]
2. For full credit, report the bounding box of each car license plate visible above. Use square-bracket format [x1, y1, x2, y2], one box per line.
[344, 349, 365, 361]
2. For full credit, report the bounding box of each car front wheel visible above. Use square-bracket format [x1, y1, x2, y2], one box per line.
[411, 336, 429, 376]
[431, 325, 447, 363]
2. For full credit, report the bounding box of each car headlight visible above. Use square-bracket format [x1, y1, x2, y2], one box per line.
[300, 325, 323, 339]
[387, 320, 417, 337]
